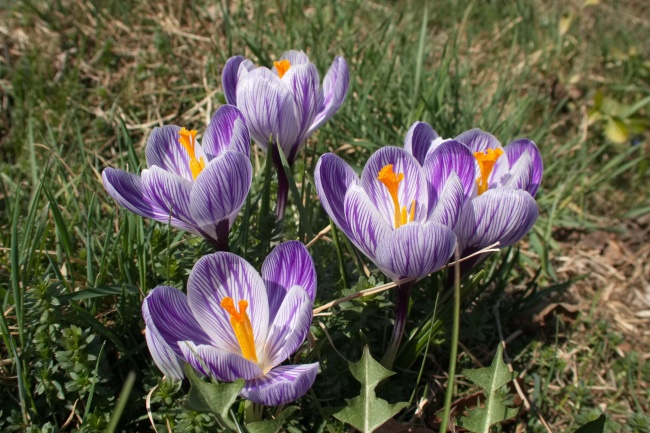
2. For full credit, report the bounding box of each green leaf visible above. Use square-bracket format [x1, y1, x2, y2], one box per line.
[459, 344, 519, 433]
[333, 346, 408, 433]
[573, 414, 606, 433]
[184, 364, 245, 431]
[605, 117, 629, 144]
[246, 407, 298, 433]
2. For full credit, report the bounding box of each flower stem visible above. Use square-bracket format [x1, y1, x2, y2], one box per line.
[439, 246, 461, 433]
[381, 282, 413, 369]
[207, 219, 230, 252]
[270, 144, 290, 220]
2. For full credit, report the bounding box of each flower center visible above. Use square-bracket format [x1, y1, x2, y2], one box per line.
[473, 148, 504, 195]
[220, 297, 258, 362]
[178, 127, 205, 180]
[273, 59, 291, 78]
[377, 164, 416, 228]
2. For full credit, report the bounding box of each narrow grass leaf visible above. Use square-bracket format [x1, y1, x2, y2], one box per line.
[104, 370, 136, 433]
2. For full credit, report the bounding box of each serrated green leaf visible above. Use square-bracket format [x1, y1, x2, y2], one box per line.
[246, 406, 297, 433]
[183, 364, 244, 431]
[459, 345, 519, 433]
[333, 346, 408, 433]
[573, 414, 606, 433]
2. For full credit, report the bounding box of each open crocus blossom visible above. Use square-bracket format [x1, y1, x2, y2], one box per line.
[222, 50, 350, 218]
[314, 145, 458, 366]
[102, 105, 252, 251]
[142, 241, 318, 406]
[403, 122, 542, 257]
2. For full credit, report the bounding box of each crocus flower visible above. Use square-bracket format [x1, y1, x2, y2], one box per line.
[403, 122, 542, 257]
[314, 145, 458, 366]
[222, 50, 350, 218]
[142, 241, 318, 406]
[102, 105, 252, 251]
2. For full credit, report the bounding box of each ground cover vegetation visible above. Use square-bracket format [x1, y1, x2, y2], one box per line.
[0, 0, 649, 432]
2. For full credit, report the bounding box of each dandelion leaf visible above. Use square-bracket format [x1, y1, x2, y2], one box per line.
[246, 407, 298, 433]
[573, 414, 606, 433]
[184, 364, 245, 430]
[459, 344, 519, 433]
[334, 346, 408, 433]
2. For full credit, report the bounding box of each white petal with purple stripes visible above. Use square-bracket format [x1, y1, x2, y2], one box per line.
[262, 241, 316, 321]
[360, 146, 428, 226]
[455, 128, 502, 153]
[428, 172, 465, 228]
[102, 168, 162, 221]
[423, 139, 476, 209]
[504, 138, 543, 196]
[145, 125, 193, 181]
[222, 56, 255, 106]
[141, 166, 195, 227]
[202, 105, 249, 160]
[190, 151, 252, 228]
[236, 68, 300, 153]
[240, 363, 319, 406]
[313, 153, 360, 234]
[142, 286, 211, 358]
[308, 56, 349, 135]
[263, 285, 312, 369]
[179, 341, 262, 382]
[145, 326, 184, 381]
[281, 63, 322, 158]
[404, 121, 439, 166]
[343, 185, 392, 259]
[456, 188, 539, 253]
[187, 253, 269, 354]
[374, 222, 456, 280]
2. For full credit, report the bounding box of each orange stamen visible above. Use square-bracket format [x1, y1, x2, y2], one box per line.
[179, 127, 205, 180]
[377, 164, 416, 228]
[220, 297, 258, 362]
[473, 148, 504, 195]
[273, 59, 291, 78]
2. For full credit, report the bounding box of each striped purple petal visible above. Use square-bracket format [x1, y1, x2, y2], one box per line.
[241, 363, 319, 406]
[145, 125, 193, 181]
[500, 152, 533, 192]
[102, 168, 162, 221]
[360, 146, 428, 227]
[263, 286, 313, 369]
[190, 151, 252, 229]
[187, 252, 269, 354]
[423, 139, 476, 211]
[343, 185, 392, 259]
[278, 50, 310, 66]
[404, 121, 439, 166]
[142, 286, 211, 358]
[179, 341, 262, 382]
[503, 138, 543, 196]
[144, 326, 184, 380]
[141, 166, 196, 228]
[313, 153, 360, 235]
[202, 105, 250, 159]
[374, 222, 456, 281]
[262, 241, 316, 322]
[222, 56, 255, 106]
[456, 188, 539, 253]
[308, 56, 350, 135]
[281, 62, 322, 159]
[428, 172, 465, 228]
[235, 67, 300, 154]
[455, 128, 502, 153]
